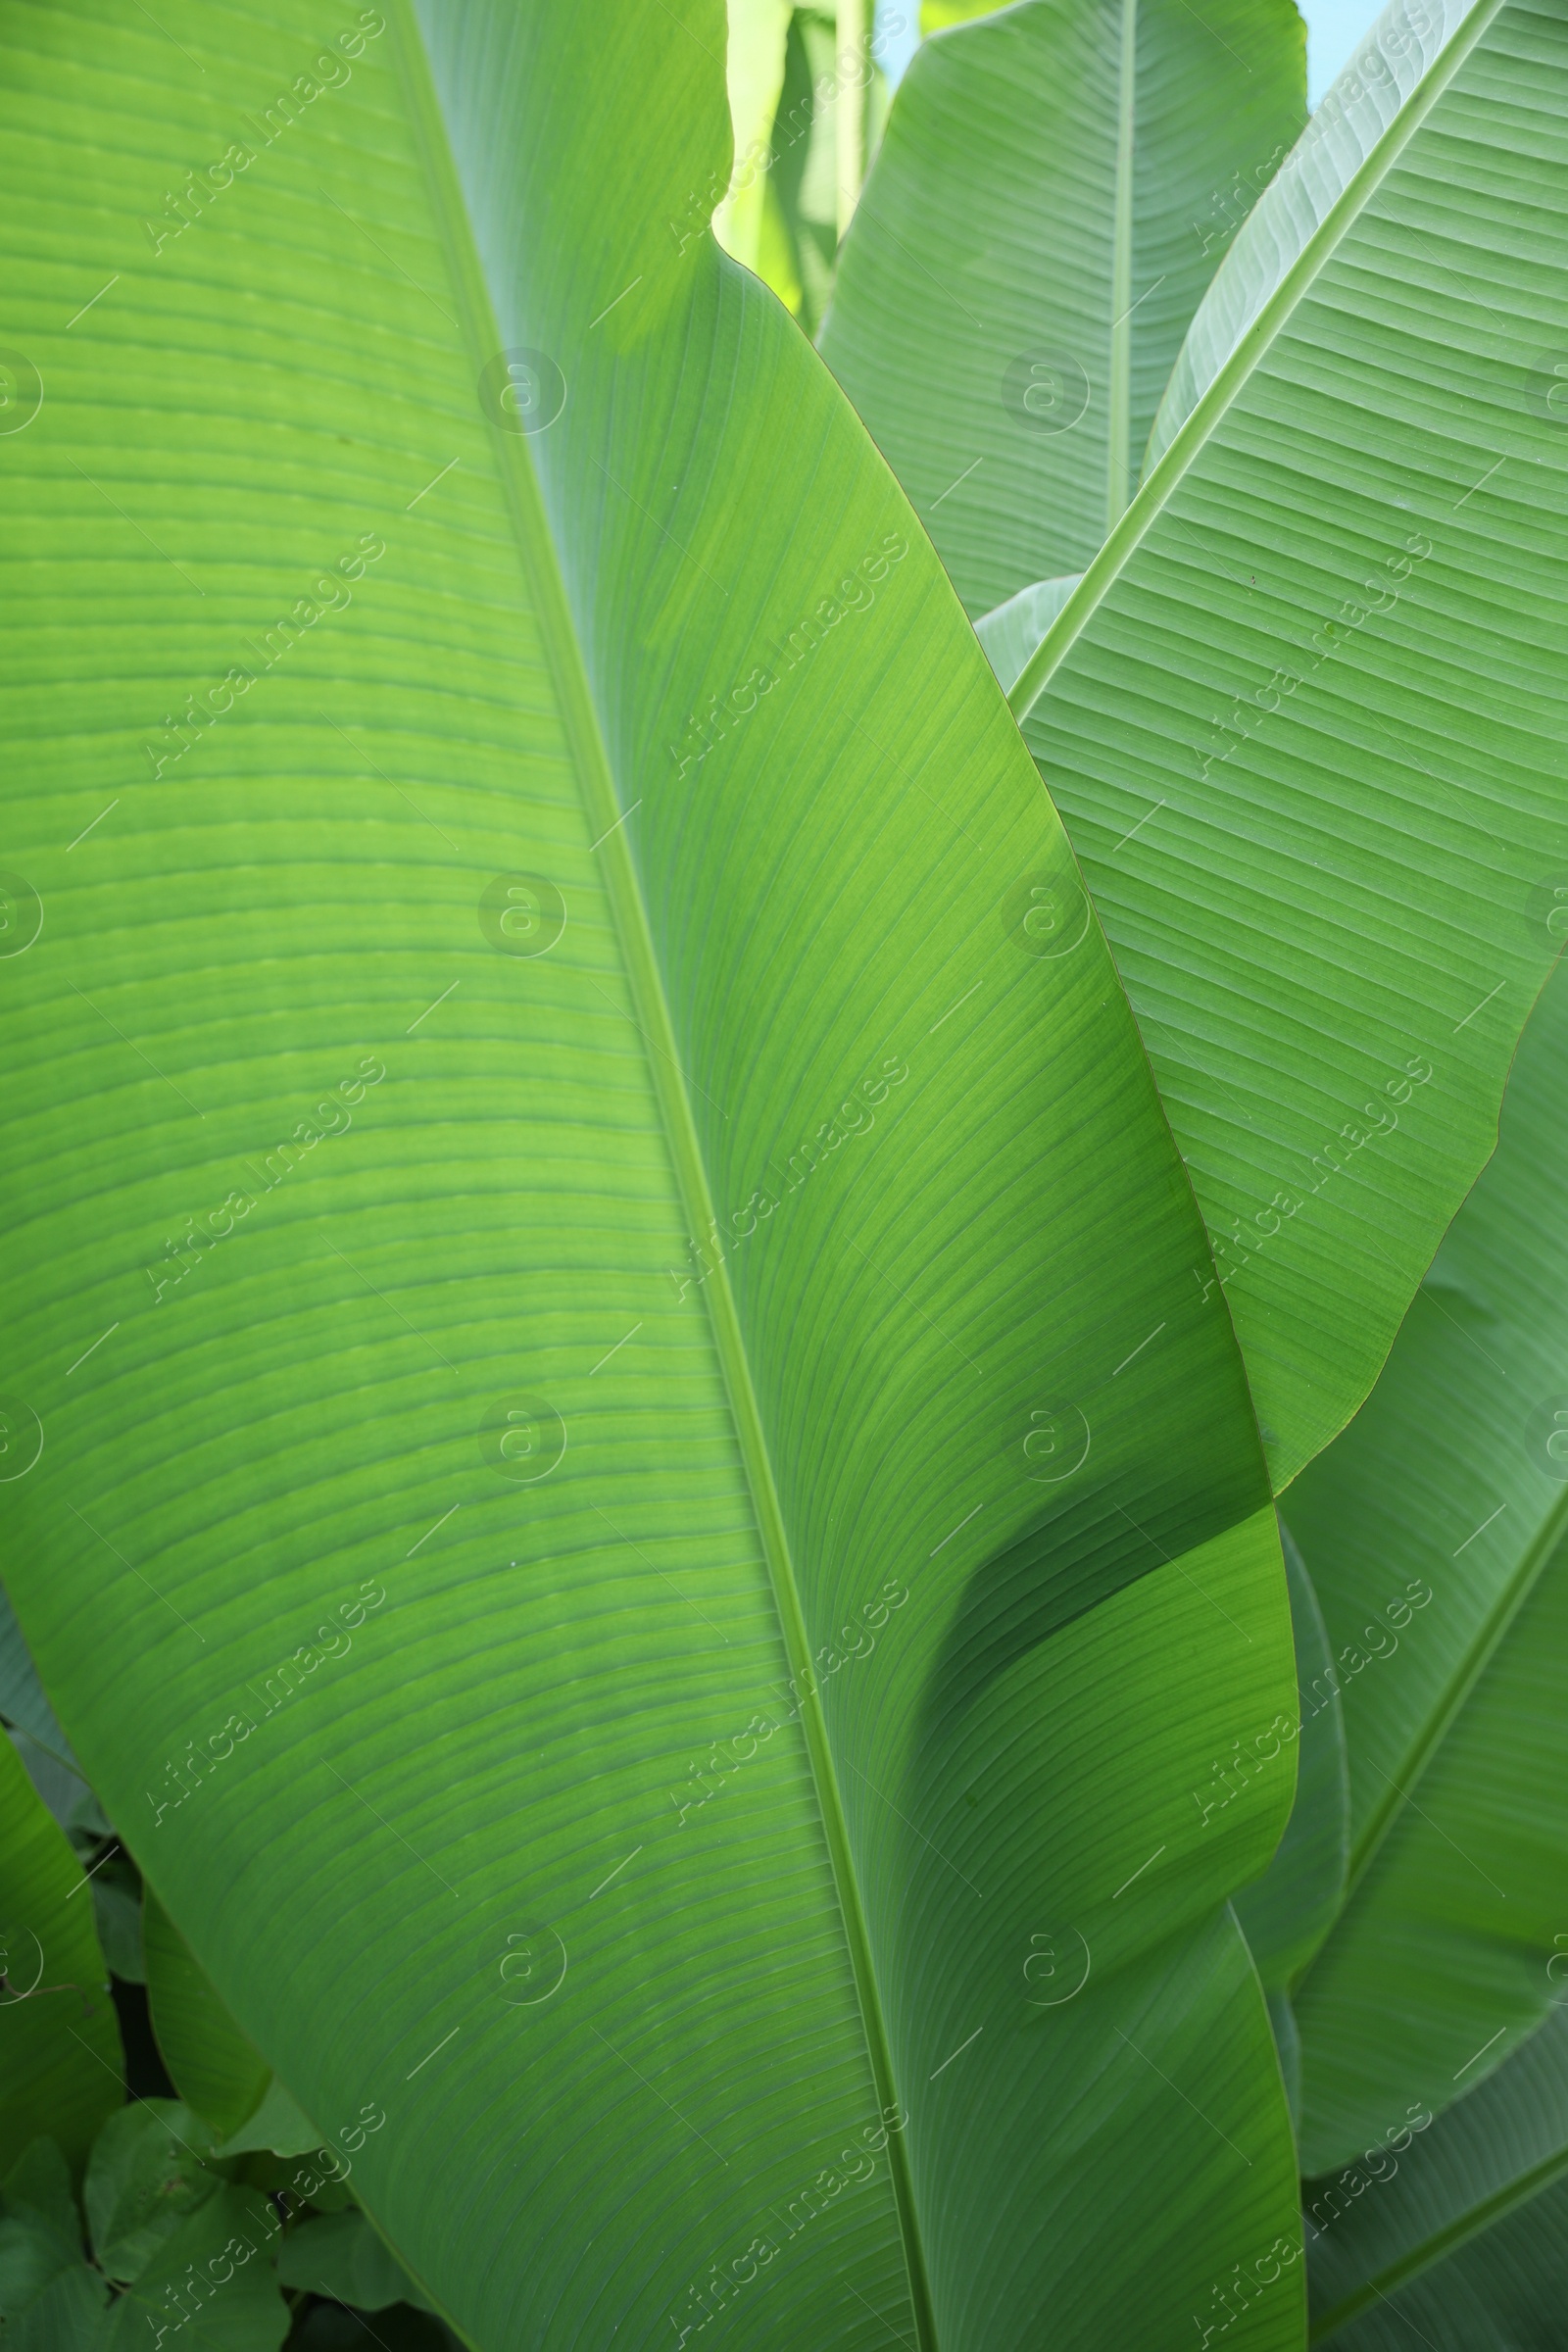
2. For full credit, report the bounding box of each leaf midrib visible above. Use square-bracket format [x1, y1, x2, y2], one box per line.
[1330, 1478, 1568, 1917]
[1007, 0, 1504, 727]
[1307, 2132, 1568, 2343]
[1104, 0, 1139, 540]
[384, 10, 939, 2346]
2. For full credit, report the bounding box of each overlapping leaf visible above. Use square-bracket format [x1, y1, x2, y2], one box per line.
[1005, 0, 1568, 1484]
[143, 1890, 270, 2143]
[1233, 1524, 1349, 1998]
[0, 1737, 122, 2177]
[828, 0, 1568, 1488]
[1304, 2004, 1568, 2347]
[822, 0, 1305, 612]
[1290, 954, 1568, 2171]
[0, 3, 1298, 2348]
[0, 1586, 77, 1777]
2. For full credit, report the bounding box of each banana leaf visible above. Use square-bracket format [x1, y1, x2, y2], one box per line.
[974, 575, 1082, 695]
[822, 0, 1568, 1488]
[711, 0, 795, 275]
[822, 0, 1306, 612]
[769, 6, 845, 329]
[0, 1585, 78, 1779]
[1304, 2003, 1568, 2348]
[1291, 952, 1568, 2171]
[143, 1889, 271, 2144]
[0, 1737, 122, 2177]
[996, 0, 1568, 1485]
[0, 2, 1299, 2346]
[1233, 1523, 1349, 1997]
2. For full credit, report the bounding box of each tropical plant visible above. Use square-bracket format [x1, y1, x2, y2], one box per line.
[818, 0, 1568, 2338]
[0, 0, 1564, 2348]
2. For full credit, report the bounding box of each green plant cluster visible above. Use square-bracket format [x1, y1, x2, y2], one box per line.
[3, 0, 1568, 2345]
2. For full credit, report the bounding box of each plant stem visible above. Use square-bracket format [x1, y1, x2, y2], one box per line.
[837, 0, 866, 236]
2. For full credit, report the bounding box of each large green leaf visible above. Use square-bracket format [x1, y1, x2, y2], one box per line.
[0, 1736, 122, 2177]
[821, 0, 1306, 613]
[1304, 2003, 1568, 2348]
[143, 1890, 270, 2143]
[7, 2262, 113, 2352]
[998, 0, 1568, 1486]
[1291, 954, 1568, 2171]
[0, 1, 1301, 2345]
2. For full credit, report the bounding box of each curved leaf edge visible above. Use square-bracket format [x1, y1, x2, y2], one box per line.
[149, 7, 945, 2340]
[1005, 0, 1498, 729]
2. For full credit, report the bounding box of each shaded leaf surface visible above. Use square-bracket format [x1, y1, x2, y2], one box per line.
[6, 2262, 113, 2352]
[0, 2140, 85, 2324]
[215, 2080, 321, 2164]
[277, 2211, 436, 2315]
[1234, 1523, 1350, 1994]
[105, 2184, 292, 2352]
[1306, 2005, 1568, 2347]
[144, 1890, 270, 2144]
[0, 1588, 77, 1777]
